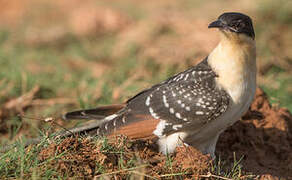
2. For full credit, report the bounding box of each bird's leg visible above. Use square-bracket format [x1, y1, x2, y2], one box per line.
[157, 132, 188, 154]
[189, 133, 220, 159]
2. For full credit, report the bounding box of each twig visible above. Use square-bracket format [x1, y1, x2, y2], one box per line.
[200, 172, 233, 180]
[4, 85, 40, 113]
[240, 174, 258, 179]
[93, 165, 149, 179]
[160, 172, 190, 177]
[131, 170, 158, 180]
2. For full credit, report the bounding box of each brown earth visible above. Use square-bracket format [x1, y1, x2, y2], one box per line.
[37, 135, 212, 179]
[37, 88, 292, 179]
[217, 88, 292, 179]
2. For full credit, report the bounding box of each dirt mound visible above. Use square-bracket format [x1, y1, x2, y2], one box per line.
[37, 88, 292, 179]
[38, 136, 211, 179]
[217, 88, 292, 178]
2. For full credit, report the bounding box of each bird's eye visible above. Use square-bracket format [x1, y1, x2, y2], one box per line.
[231, 21, 244, 30]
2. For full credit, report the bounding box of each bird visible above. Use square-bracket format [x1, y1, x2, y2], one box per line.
[63, 12, 257, 158]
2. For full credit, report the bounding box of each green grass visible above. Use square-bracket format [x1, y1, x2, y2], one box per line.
[0, 0, 291, 178]
[0, 135, 252, 179]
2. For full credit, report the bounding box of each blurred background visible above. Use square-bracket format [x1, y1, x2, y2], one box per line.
[0, 0, 291, 142]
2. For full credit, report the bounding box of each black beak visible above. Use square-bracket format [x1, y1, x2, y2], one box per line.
[208, 20, 224, 29]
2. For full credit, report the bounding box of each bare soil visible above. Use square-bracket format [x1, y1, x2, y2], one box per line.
[217, 88, 292, 179]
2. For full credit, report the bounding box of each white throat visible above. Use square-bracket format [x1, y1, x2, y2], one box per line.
[207, 33, 256, 104]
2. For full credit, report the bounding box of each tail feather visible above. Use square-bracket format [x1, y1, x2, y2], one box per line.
[0, 120, 104, 153]
[58, 121, 104, 137]
[1, 104, 126, 153]
[62, 104, 126, 120]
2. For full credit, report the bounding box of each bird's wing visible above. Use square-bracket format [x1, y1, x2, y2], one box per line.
[99, 58, 230, 138]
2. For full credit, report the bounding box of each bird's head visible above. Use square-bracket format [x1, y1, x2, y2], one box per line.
[208, 12, 255, 41]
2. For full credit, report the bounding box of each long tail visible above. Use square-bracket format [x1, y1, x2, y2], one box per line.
[62, 104, 125, 120]
[61, 104, 126, 135]
[1, 104, 125, 153]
